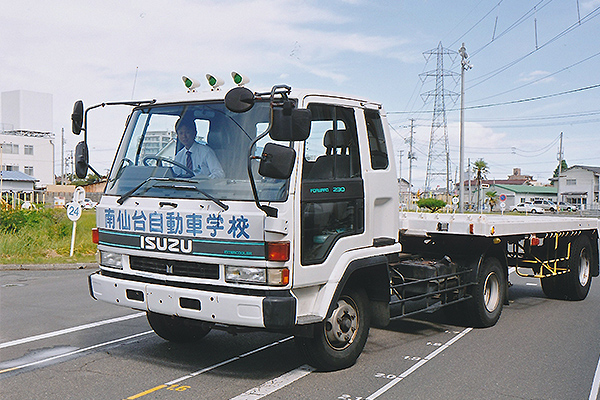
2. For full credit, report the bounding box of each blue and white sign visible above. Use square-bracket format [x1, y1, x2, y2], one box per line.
[66, 201, 82, 221]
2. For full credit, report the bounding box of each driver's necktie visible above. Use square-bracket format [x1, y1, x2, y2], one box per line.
[186, 151, 193, 171]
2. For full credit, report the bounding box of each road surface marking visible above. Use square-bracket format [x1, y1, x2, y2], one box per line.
[0, 331, 153, 374]
[590, 351, 600, 400]
[0, 312, 145, 349]
[366, 327, 473, 400]
[124, 336, 294, 399]
[229, 364, 315, 400]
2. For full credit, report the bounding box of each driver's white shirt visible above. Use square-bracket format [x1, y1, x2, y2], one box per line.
[174, 142, 225, 178]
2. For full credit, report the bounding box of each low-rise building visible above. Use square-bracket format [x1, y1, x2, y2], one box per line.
[557, 165, 600, 210]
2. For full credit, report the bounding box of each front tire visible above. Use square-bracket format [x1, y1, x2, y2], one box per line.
[147, 312, 212, 343]
[467, 257, 505, 327]
[295, 286, 370, 371]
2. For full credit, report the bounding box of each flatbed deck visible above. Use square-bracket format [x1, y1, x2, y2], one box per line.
[399, 212, 600, 237]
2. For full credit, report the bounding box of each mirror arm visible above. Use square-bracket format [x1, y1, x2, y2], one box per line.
[247, 129, 278, 218]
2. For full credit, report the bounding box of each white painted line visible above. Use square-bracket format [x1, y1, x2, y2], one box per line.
[366, 327, 473, 400]
[589, 351, 600, 400]
[164, 336, 294, 386]
[229, 364, 315, 400]
[0, 312, 145, 349]
[0, 331, 153, 374]
[125, 336, 295, 399]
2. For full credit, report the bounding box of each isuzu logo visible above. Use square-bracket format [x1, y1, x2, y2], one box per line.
[165, 264, 174, 274]
[139, 236, 193, 254]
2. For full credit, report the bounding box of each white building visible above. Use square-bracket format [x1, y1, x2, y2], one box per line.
[558, 165, 600, 210]
[1, 90, 55, 188]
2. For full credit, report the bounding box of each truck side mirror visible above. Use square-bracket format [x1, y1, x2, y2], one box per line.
[269, 101, 311, 142]
[224, 87, 255, 113]
[258, 143, 296, 180]
[75, 141, 89, 179]
[72, 100, 84, 135]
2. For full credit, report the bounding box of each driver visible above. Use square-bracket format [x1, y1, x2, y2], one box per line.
[173, 116, 225, 179]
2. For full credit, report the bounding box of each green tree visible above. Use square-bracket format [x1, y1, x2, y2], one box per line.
[553, 160, 568, 177]
[417, 198, 447, 213]
[486, 190, 497, 212]
[473, 159, 489, 212]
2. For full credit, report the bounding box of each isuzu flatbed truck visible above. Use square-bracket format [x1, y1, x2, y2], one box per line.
[72, 78, 599, 371]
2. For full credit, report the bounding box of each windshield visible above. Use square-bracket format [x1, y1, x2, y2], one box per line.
[105, 101, 288, 202]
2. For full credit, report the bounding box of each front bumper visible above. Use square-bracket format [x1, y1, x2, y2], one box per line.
[88, 270, 296, 329]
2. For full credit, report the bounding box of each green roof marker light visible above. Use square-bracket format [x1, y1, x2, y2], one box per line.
[206, 74, 224, 90]
[231, 72, 249, 86]
[182, 76, 200, 92]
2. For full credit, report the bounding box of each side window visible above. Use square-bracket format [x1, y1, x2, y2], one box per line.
[365, 109, 389, 170]
[302, 104, 360, 180]
[301, 103, 364, 265]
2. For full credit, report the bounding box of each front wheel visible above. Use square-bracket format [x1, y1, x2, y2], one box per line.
[467, 257, 505, 327]
[295, 286, 370, 371]
[147, 312, 212, 343]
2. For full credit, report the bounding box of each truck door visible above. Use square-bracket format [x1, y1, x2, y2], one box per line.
[300, 103, 365, 265]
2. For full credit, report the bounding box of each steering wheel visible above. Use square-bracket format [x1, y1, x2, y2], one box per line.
[142, 156, 195, 178]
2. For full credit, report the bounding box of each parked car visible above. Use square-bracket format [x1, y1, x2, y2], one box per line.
[558, 201, 578, 212]
[511, 202, 545, 214]
[79, 198, 97, 209]
[532, 199, 557, 212]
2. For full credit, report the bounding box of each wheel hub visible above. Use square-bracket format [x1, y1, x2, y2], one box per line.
[578, 248, 590, 286]
[325, 299, 358, 349]
[483, 272, 500, 313]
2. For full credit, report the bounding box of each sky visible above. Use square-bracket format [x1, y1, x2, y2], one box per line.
[1, 0, 599, 190]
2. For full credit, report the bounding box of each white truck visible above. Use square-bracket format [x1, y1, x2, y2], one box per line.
[72, 78, 599, 371]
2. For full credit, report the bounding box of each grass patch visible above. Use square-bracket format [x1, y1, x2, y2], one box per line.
[0, 207, 97, 264]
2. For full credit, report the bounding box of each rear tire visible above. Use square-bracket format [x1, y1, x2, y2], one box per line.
[147, 312, 212, 343]
[467, 257, 505, 327]
[540, 274, 565, 299]
[295, 286, 370, 371]
[565, 236, 592, 300]
[540, 235, 592, 301]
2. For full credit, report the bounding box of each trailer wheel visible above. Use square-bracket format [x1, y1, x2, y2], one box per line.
[147, 312, 211, 343]
[295, 286, 370, 371]
[540, 275, 565, 299]
[468, 257, 505, 327]
[565, 235, 592, 301]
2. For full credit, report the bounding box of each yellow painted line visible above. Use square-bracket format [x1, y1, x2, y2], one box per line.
[125, 385, 168, 399]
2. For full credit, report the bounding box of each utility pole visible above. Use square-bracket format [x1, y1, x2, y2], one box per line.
[61, 127, 65, 185]
[458, 43, 471, 212]
[557, 132, 564, 204]
[408, 118, 416, 210]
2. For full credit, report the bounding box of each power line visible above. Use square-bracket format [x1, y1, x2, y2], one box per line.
[468, 5, 600, 89]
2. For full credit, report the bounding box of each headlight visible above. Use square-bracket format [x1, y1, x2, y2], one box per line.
[99, 251, 124, 270]
[225, 266, 290, 286]
[225, 266, 266, 284]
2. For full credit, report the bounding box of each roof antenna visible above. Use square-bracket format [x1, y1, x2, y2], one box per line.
[131, 66, 139, 99]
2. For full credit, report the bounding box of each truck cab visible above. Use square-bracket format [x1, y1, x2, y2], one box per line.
[80, 83, 400, 370]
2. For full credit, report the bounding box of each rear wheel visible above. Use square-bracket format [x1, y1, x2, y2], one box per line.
[565, 236, 592, 300]
[467, 257, 505, 327]
[295, 286, 370, 371]
[147, 312, 212, 343]
[541, 235, 592, 301]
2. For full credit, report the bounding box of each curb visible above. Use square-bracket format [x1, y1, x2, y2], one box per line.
[0, 262, 97, 271]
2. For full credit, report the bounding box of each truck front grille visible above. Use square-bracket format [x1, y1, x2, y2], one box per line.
[129, 256, 219, 279]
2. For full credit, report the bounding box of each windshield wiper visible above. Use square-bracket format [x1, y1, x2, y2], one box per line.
[155, 181, 229, 211]
[117, 177, 166, 204]
[117, 177, 229, 211]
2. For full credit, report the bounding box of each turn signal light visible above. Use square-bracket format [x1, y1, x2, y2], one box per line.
[92, 227, 99, 244]
[266, 241, 290, 261]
